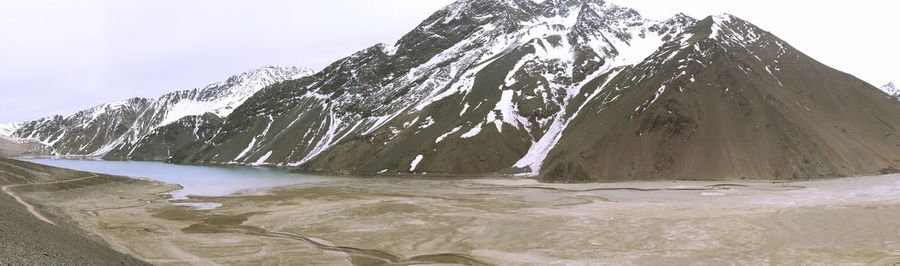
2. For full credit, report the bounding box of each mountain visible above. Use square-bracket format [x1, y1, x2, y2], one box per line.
[7, 66, 313, 160]
[882, 82, 899, 100]
[539, 15, 900, 181]
[170, 0, 900, 180]
[8, 0, 898, 181]
[0, 123, 51, 157]
[171, 0, 695, 168]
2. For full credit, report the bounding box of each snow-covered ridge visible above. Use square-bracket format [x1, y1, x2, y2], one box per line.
[8, 65, 314, 157]
[401, 3, 777, 175]
[112, 0, 900, 178]
[179, 0, 703, 169]
[158, 65, 314, 126]
[0, 122, 22, 137]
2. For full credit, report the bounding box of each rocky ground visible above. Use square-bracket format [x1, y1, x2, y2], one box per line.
[22, 166, 900, 265]
[0, 158, 152, 265]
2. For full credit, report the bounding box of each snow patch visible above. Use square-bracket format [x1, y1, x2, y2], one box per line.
[514, 68, 625, 175]
[461, 124, 483, 138]
[410, 155, 424, 172]
[254, 151, 273, 165]
[236, 116, 273, 162]
[436, 126, 463, 143]
[491, 90, 523, 133]
[649, 85, 668, 105]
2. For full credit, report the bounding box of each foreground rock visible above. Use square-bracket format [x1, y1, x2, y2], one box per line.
[0, 158, 153, 265]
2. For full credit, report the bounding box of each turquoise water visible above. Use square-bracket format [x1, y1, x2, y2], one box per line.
[24, 159, 330, 199]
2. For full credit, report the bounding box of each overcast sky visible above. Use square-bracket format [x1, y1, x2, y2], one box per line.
[1, 0, 896, 123]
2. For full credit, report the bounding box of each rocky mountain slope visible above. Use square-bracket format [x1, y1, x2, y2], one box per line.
[882, 82, 899, 100]
[7, 0, 898, 181]
[540, 15, 900, 181]
[170, 0, 900, 181]
[6, 66, 313, 160]
[172, 0, 696, 168]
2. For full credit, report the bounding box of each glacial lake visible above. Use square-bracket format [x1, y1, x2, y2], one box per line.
[24, 159, 331, 200]
[23, 158, 900, 209]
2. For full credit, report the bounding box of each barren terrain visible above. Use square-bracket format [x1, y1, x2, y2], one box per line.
[21, 170, 900, 265]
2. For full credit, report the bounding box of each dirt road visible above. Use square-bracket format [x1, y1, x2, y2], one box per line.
[1, 174, 99, 225]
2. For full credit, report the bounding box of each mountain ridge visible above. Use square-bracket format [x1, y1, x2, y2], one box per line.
[6, 65, 313, 160]
[170, 1, 900, 181]
[5, 0, 899, 181]
[541, 14, 900, 181]
[171, 0, 700, 168]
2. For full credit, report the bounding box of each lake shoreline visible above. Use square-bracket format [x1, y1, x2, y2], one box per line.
[17, 158, 900, 265]
[17, 156, 876, 185]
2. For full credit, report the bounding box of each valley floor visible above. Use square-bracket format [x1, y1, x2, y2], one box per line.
[0, 158, 151, 265]
[14, 161, 900, 265]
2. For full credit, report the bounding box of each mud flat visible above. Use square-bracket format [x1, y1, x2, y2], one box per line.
[19, 167, 899, 265]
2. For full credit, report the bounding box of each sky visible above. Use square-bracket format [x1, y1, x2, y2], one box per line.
[0, 0, 896, 123]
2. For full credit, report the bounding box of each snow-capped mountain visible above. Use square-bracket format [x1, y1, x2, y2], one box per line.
[8, 66, 313, 159]
[8, 0, 897, 181]
[539, 14, 900, 181]
[170, 0, 900, 180]
[172, 0, 695, 167]
[882, 82, 899, 100]
[0, 122, 20, 137]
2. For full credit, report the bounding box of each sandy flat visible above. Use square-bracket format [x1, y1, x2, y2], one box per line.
[26, 173, 900, 265]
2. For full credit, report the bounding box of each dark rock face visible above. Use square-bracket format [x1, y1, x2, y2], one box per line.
[104, 113, 224, 161]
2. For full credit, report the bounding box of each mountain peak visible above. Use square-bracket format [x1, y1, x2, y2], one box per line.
[711, 13, 738, 20]
[664, 12, 696, 23]
[671, 12, 692, 18]
[692, 12, 775, 48]
[225, 65, 314, 86]
[166, 65, 314, 124]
